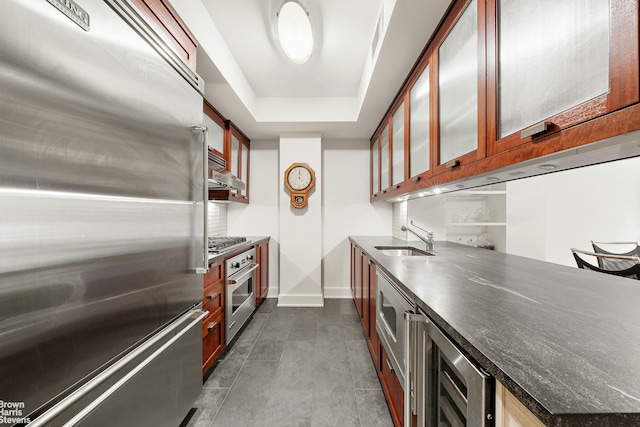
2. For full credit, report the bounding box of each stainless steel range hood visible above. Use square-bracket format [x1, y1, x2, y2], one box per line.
[208, 150, 245, 191]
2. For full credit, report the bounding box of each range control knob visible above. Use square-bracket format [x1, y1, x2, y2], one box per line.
[231, 261, 241, 268]
[247, 254, 254, 261]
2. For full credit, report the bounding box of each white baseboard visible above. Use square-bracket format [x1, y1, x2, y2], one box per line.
[322, 286, 352, 299]
[277, 293, 324, 307]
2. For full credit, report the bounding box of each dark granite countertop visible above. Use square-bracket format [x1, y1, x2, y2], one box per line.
[350, 236, 640, 427]
[207, 236, 270, 264]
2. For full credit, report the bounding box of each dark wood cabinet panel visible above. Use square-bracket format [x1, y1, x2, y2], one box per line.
[354, 245, 363, 318]
[255, 241, 269, 306]
[202, 260, 224, 373]
[380, 345, 404, 427]
[130, 0, 197, 69]
[361, 253, 370, 337]
[204, 260, 223, 287]
[203, 281, 223, 319]
[202, 310, 224, 374]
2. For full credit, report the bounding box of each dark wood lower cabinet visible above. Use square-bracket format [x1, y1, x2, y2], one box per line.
[202, 310, 223, 373]
[380, 344, 404, 427]
[256, 241, 269, 306]
[202, 260, 224, 374]
[351, 242, 405, 426]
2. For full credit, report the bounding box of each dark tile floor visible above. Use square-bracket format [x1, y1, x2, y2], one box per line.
[185, 298, 393, 427]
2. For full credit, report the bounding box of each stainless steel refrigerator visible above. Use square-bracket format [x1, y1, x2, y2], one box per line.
[0, 1, 209, 425]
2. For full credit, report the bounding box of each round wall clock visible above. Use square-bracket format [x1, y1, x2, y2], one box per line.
[284, 162, 315, 208]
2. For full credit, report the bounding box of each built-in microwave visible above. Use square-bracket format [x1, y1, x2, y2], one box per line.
[376, 270, 414, 389]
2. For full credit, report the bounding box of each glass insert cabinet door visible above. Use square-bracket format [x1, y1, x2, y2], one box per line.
[240, 140, 248, 196]
[371, 138, 379, 195]
[392, 102, 405, 187]
[380, 124, 390, 191]
[409, 64, 430, 177]
[438, 0, 478, 165]
[497, 0, 610, 139]
[203, 114, 224, 154]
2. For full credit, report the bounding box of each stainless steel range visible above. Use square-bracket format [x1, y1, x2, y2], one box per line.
[208, 236, 247, 252]
[225, 247, 258, 343]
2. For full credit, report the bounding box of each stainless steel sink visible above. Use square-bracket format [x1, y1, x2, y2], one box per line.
[374, 246, 434, 257]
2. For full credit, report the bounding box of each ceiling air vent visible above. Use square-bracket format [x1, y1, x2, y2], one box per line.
[371, 7, 383, 58]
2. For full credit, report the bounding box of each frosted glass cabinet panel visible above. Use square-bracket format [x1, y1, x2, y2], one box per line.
[498, 0, 610, 138]
[392, 103, 405, 186]
[380, 125, 390, 191]
[409, 65, 430, 177]
[372, 139, 379, 195]
[230, 135, 239, 177]
[438, 0, 478, 164]
[203, 114, 224, 154]
[240, 141, 248, 196]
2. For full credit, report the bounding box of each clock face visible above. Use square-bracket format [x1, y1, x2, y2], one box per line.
[287, 166, 313, 191]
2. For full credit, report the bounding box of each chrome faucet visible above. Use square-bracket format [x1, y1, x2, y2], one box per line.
[401, 220, 434, 252]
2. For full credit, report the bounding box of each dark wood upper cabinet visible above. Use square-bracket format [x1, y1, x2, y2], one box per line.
[203, 100, 226, 158]
[130, 0, 197, 70]
[380, 123, 391, 194]
[391, 100, 406, 189]
[433, 0, 486, 175]
[486, 0, 639, 154]
[227, 122, 250, 204]
[204, 105, 251, 204]
[371, 136, 380, 197]
[408, 58, 432, 182]
[370, 0, 640, 202]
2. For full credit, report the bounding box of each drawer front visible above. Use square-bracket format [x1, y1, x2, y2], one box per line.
[202, 311, 224, 373]
[381, 345, 404, 425]
[204, 261, 223, 287]
[203, 282, 223, 317]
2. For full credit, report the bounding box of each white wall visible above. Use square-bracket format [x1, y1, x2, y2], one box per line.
[228, 140, 280, 297]
[278, 135, 323, 306]
[506, 156, 640, 266]
[406, 195, 448, 243]
[322, 140, 393, 298]
[228, 138, 393, 302]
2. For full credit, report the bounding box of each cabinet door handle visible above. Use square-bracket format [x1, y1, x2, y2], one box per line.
[521, 121, 552, 139]
[385, 358, 394, 373]
[445, 159, 460, 168]
[206, 292, 219, 300]
[207, 321, 219, 331]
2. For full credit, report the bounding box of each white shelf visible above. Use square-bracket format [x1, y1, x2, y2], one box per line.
[446, 222, 506, 227]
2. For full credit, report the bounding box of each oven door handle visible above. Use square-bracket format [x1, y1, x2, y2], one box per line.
[226, 264, 259, 285]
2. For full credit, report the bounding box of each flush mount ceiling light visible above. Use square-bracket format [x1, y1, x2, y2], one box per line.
[277, 1, 313, 65]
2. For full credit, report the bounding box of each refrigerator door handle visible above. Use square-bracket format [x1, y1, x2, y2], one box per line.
[193, 125, 209, 274]
[28, 309, 209, 427]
